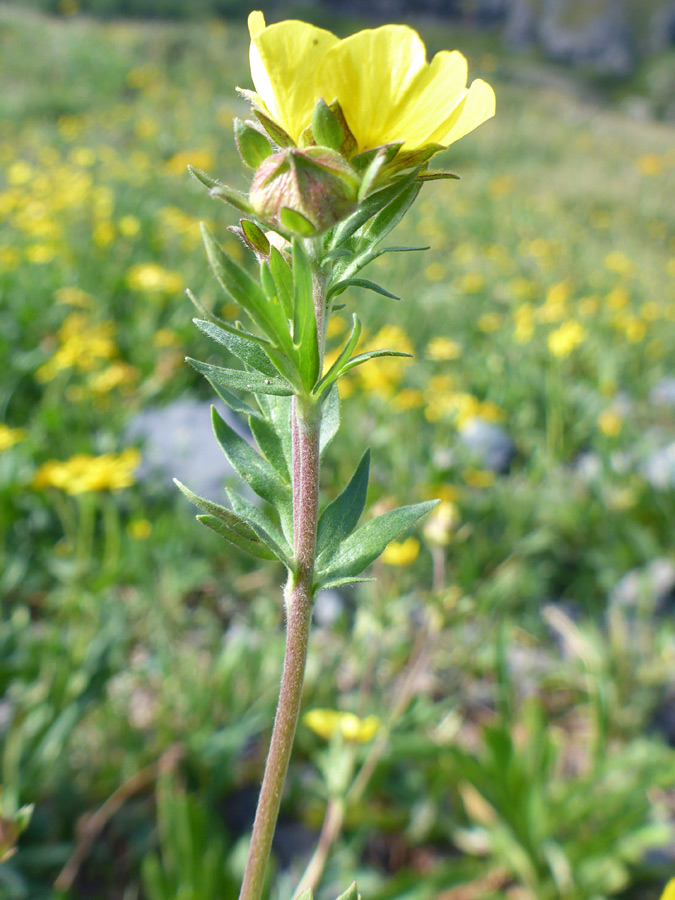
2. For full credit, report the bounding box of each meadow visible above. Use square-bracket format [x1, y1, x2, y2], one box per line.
[0, 4, 674, 899]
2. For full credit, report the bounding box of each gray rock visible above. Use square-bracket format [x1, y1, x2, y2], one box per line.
[610, 558, 675, 614]
[126, 399, 245, 498]
[458, 418, 516, 473]
[650, 377, 675, 408]
[538, 0, 634, 76]
[642, 441, 675, 489]
[313, 589, 346, 627]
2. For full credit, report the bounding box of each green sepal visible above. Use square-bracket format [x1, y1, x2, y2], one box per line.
[211, 407, 291, 510]
[187, 165, 221, 190]
[351, 143, 402, 174]
[187, 358, 294, 396]
[330, 168, 421, 249]
[252, 108, 296, 148]
[192, 318, 278, 377]
[311, 98, 344, 151]
[319, 384, 340, 458]
[357, 148, 389, 201]
[174, 479, 278, 562]
[241, 219, 271, 257]
[316, 449, 370, 557]
[314, 313, 362, 398]
[334, 881, 360, 900]
[280, 206, 316, 236]
[234, 118, 273, 169]
[329, 278, 400, 301]
[360, 182, 421, 248]
[292, 238, 320, 391]
[418, 170, 460, 181]
[315, 500, 438, 582]
[226, 488, 293, 567]
[385, 144, 443, 174]
[269, 246, 294, 319]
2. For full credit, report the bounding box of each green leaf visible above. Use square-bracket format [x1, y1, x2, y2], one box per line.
[319, 383, 340, 458]
[316, 500, 437, 581]
[334, 245, 429, 286]
[249, 414, 291, 483]
[187, 358, 293, 396]
[316, 575, 376, 591]
[208, 379, 261, 419]
[269, 246, 294, 319]
[280, 206, 316, 236]
[187, 165, 221, 190]
[334, 348, 413, 379]
[334, 882, 360, 900]
[192, 318, 277, 377]
[329, 278, 400, 301]
[211, 407, 291, 509]
[311, 98, 344, 151]
[201, 224, 294, 358]
[226, 488, 293, 567]
[197, 514, 278, 561]
[314, 313, 361, 397]
[316, 449, 370, 557]
[257, 394, 293, 484]
[292, 238, 320, 390]
[174, 479, 278, 561]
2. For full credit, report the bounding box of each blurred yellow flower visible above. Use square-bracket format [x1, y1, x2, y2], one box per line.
[304, 709, 380, 743]
[89, 362, 139, 395]
[423, 501, 459, 546]
[37, 313, 117, 381]
[598, 410, 622, 437]
[245, 11, 495, 152]
[127, 518, 152, 540]
[477, 312, 501, 332]
[32, 449, 141, 495]
[381, 536, 420, 566]
[127, 263, 184, 294]
[165, 149, 214, 176]
[660, 880, 675, 900]
[0, 425, 27, 452]
[54, 286, 93, 308]
[548, 321, 585, 358]
[463, 468, 495, 488]
[426, 337, 462, 360]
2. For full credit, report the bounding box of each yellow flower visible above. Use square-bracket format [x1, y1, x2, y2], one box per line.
[127, 518, 152, 540]
[127, 263, 184, 294]
[32, 449, 140, 495]
[304, 709, 380, 743]
[245, 11, 494, 153]
[426, 337, 462, 361]
[381, 536, 420, 566]
[547, 321, 585, 358]
[660, 880, 675, 900]
[598, 410, 622, 437]
[0, 425, 27, 452]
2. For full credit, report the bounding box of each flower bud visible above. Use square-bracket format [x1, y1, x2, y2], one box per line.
[249, 147, 359, 235]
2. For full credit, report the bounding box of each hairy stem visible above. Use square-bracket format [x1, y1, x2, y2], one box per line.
[238, 261, 325, 900]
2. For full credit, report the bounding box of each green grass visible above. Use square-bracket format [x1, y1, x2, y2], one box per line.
[0, 6, 674, 900]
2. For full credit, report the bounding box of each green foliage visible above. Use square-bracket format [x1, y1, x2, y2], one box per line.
[141, 777, 238, 900]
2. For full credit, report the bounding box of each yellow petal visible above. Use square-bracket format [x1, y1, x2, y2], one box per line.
[661, 880, 675, 900]
[386, 49, 469, 149]
[250, 20, 338, 143]
[317, 25, 427, 151]
[431, 78, 496, 147]
[247, 10, 265, 37]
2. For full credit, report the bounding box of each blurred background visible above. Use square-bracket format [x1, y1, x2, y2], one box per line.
[0, 0, 674, 898]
